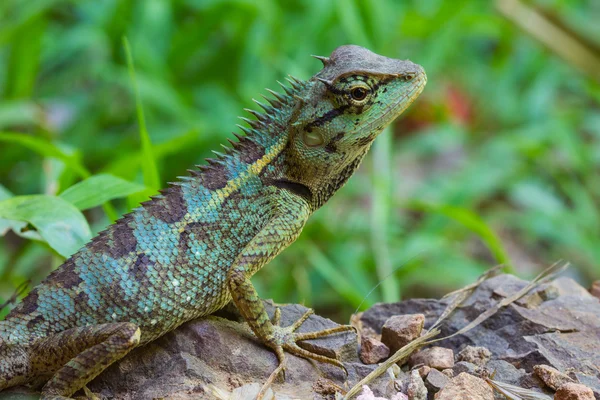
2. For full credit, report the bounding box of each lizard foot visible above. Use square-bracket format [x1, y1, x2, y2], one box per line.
[257, 308, 354, 399]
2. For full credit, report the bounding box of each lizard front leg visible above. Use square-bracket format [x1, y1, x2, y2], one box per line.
[226, 193, 354, 398]
[32, 322, 140, 399]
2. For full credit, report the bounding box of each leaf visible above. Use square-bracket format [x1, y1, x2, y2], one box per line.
[0, 132, 121, 221]
[60, 174, 146, 211]
[0, 195, 92, 258]
[0, 132, 90, 178]
[0, 184, 32, 240]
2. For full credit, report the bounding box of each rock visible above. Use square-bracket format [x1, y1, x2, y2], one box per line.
[452, 361, 478, 376]
[533, 365, 574, 391]
[356, 385, 388, 400]
[554, 382, 595, 400]
[590, 281, 600, 300]
[417, 365, 431, 378]
[425, 368, 450, 393]
[441, 369, 454, 378]
[313, 378, 345, 397]
[434, 372, 494, 400]
[360, 336, 390, 364]
[83, 303, 357, 399]
[381, 314, 425, 354]
[5, 273, 597, 399]
[360, 274, 600, 398]
[457, 346, 491, 366]
[409, 347, 454, 370]
[230, 383, 275, 400]
[406, 369, 428, 400]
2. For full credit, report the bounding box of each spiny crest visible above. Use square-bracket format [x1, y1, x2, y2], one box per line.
[141, 77, 307, 210]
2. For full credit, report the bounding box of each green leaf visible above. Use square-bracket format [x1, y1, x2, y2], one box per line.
[0, 195, 92, 258]
[0, 184, 36, 241]
[0, 132, 90, 178]
[0, 184, 11, 201]
[60, 174, 146, 211]
[0, 132, 121, 221]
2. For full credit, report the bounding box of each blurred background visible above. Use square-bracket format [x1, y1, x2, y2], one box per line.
[1, 0, 599, 321]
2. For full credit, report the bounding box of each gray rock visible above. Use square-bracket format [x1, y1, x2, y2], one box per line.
[360, 274, 600, 398]
[86, 303, 358, 399]
[406, 370, 427, 400]
[434, 372, 494, 400]
[452, 361, 479, 376]
[424, 368, 449, 393]
[4, 273, 598, 400]
[457, 346, 491, 366]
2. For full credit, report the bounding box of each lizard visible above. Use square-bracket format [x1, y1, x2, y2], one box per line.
[0, 45, 426, 399]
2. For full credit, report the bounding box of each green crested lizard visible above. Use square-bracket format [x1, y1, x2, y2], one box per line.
[0, 45, 426, 399]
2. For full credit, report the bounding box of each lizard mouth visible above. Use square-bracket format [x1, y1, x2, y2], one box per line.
[363, 68, 427, 134]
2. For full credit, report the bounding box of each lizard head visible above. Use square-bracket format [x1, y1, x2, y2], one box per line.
[285, 45, 427, 207]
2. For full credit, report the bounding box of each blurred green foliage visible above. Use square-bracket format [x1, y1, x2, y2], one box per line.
[1, 0, 599, 321]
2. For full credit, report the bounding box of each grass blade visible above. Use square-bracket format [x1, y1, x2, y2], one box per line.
[122, 37, 160, 203]
[409, 201, 513, 273]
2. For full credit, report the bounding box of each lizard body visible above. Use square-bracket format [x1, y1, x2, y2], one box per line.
[0, 45, 426, 399]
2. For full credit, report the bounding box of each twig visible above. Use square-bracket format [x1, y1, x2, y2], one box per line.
[429, 264, 504, 332]
[343, 261, 569, 399]
[485, 377, 553, 400]
[344, 328, 441, 399]
[496, 0, 600, 83]
[429, 260, 569, 343]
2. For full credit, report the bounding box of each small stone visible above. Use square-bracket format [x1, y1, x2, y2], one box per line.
[452, 361, 478, 376]
[360, 336, 391, 364]
[407, 369, 428, 400]
[590, 281, 600, 300]
[381, 314, 425, 354]
[457, 346, 492, 367]
[230, 383, 274, 400]
[417, 365, 431, 378]
[441, 369, 454, 378]
[554, 382, 594, 400]
[533, 365, 574, 391]
[313, 378, 344, 396]
[409, 347, 454, 370]
[434, 372, 494, 400]
[425, 368, 450, 393]
[484, 359, 524, 385]
[356, 385, 388, 400]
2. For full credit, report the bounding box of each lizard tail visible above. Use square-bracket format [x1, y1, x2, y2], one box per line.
[0, 341, 32, 390]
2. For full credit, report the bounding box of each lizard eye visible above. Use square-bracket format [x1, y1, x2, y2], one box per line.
[303, 130, 324, 147]
[351, 87, 368, 101]
[348, 83, 370, 104]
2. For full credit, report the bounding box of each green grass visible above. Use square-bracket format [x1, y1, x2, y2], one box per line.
[1, 0, 599, 321]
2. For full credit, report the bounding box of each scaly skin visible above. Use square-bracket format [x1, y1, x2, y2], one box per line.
[0, 45, 426, 399]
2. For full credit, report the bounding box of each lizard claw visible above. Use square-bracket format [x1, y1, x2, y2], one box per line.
[258, 308, 354, 398]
